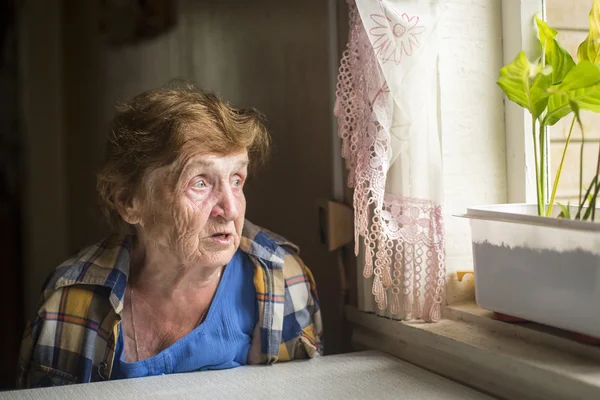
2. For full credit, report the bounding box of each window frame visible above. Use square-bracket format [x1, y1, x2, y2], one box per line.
[501, 0, 546, 204]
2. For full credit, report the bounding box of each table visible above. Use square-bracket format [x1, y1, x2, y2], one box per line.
[1, 351, 495, 399]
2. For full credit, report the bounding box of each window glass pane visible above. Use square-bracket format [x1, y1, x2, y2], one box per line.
[546, 0, 599, 205]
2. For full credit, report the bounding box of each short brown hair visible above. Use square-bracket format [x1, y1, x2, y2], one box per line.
[97, 82, 270, 232]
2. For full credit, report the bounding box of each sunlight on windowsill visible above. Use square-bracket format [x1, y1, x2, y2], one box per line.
[346, 301, 600, 400]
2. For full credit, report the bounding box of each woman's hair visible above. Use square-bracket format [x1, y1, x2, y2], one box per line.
[97, 81, 270, 232]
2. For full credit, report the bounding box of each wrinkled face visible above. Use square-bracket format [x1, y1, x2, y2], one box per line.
[134, 149, 248, 268]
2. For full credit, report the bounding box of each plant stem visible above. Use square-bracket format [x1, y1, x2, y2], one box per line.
[582, 177, 600, 220]
[591, 140, 600, 221]
[576, 176, 597, 219]
[585, 182, 600, 220]
[539, 122, 547, 215]
[533, 118, 543, 216]
[547, 116, 576, 217]
[580, 125, 585, 206]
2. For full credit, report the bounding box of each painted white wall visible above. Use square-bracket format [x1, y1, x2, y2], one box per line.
[440, 0, 507, 303]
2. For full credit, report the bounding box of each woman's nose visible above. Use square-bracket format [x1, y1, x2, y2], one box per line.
[211, 186, 239, 220]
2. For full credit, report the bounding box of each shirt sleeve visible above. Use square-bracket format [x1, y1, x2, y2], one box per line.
[16, 285, 115, 388]
[16, 291, 77, 388]
[278, 251, 324, 361]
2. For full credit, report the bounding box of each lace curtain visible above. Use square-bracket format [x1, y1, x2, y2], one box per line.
[335, 0, 445, 322]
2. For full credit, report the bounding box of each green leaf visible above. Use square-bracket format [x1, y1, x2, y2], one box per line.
[536, 16, 575, 84]
[545, 92, 571, 125]
[498, 51, 551, 119]
[544, 61, 600, 125]
[578, 0, 600, 64]
[559, 60, 600, 91]
[557, 202, 571, 219]
[546, 86, 600, 125]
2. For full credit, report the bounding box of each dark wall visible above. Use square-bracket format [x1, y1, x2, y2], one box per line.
[0, 0, 24, 390]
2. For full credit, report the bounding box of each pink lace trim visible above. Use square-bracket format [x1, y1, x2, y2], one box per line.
[335, 1, 445, 322]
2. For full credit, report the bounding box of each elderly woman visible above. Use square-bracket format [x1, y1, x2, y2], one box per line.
[17, 85, 323, 388]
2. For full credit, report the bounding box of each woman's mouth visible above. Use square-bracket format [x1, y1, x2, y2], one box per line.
[210, 233, 233, 244]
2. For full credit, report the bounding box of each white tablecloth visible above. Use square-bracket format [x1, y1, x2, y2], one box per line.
[1, 351, 494, 399]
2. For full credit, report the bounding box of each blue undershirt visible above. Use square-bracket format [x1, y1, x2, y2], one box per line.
[112, 249, 257, 379]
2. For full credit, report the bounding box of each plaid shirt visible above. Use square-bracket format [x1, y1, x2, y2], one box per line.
[17, 220, 323, 388]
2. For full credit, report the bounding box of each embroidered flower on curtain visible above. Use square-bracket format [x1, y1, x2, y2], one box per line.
[369, 2, 426, 65]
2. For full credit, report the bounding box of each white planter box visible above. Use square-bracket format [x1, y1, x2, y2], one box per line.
[463, 204, 600, 338]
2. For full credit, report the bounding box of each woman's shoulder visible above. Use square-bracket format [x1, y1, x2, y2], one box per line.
[241, 220, 300, 256]
[241, 221, 323, 362]
[20, 235, 127, 387]
[40, 234, 131, 310]
[240, 220, 317, 294]
[19, 282, 118, 388]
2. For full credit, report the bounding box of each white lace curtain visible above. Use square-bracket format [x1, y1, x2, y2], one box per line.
[335, 0, 445, 322]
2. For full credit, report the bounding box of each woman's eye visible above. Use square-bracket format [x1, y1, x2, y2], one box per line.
[233, 178, 242, 187]
[193, 180, 207, 189]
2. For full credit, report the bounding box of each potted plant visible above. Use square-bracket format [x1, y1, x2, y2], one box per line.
[463, 0, 600, 340]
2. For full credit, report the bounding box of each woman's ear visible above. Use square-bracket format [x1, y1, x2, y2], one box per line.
[115, 188, 141, 225]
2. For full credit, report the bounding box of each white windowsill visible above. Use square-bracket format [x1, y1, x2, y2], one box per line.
[346, 302, 600, 400]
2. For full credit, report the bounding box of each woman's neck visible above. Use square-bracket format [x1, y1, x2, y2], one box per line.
[128, 237, 223, 300]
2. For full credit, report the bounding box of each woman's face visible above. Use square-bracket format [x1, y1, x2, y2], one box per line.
[135, 149, 249, 268]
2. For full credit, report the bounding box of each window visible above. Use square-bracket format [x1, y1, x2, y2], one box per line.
[348, 1, 600, 399]
[504, 0, 598, 207]
[546, 0, 599, 206]
[502, 0, 545, 204]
